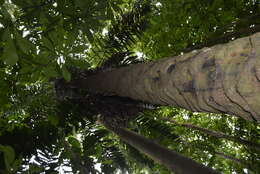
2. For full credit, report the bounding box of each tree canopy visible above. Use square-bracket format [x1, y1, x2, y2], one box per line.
[0, 0, 259, 173]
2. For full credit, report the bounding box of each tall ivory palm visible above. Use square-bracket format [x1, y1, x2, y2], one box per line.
[72, 32, 260, 122]
[106, 126, 220, 174]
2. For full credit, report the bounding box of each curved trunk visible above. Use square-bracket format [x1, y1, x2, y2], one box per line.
[108, 127, 220, 174]
[163, 118, 260, 151]
[73, 32, 260, 121]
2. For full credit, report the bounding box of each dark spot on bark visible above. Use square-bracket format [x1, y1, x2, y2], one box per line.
[152, 77, 160, 82]
[209, 96, 214, 102]
[202, 58, 215, 69]
[182, 80, 195, 92]
[240, 53, 248, 57]
[167, 64, 176, 73]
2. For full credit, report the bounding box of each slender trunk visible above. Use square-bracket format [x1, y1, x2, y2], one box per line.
[179, 139, 254, 171]
[107, 126, 220, 174]
[215, 151, 257, 172]
[73, 32, 260, 122]
[214, 151, 252, 169]
[162, 118, 260, 151]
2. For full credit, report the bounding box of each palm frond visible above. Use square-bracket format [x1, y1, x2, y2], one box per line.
[132, 112, 179, 143]
[91, 0, 152, 69]
[101, 146, 129, 174]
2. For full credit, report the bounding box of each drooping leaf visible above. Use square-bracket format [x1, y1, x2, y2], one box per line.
[41, 37, 53, 50]
[61, 66, 71, 82]
[0, 145, 15, 170]
[68, 137, 81, 149]
[15, 31, 34, 53]
[2, 30, 19, 66]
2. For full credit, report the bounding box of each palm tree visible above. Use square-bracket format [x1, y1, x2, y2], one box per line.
[68, 32, 260, 122]
[103, 123, 221, 174]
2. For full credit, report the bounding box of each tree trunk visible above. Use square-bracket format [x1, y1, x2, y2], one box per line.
[107, 127, 220, 174]
[214, 151, 252, 169]
[73, 32, 260, 121]
[162, 118, 260, 151]
[176, 139, 255, 172]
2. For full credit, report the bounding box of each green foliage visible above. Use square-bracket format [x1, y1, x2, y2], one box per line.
[132, 112, 179, 146]
[146, 107, 260, 173]
[2, 29, 19, 66]
[61, 66, 71, 82]
[138, 0, 260, 59]
[0, 0, 259, 173]
[0, 145, 15, 172]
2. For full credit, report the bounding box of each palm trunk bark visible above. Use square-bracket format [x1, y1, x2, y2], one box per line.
[73, 32, 260, 121]
[162, 118, 260, 151]
[107, 127, 220, 174]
